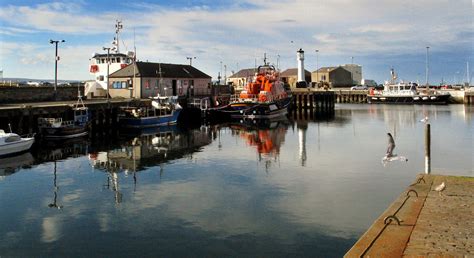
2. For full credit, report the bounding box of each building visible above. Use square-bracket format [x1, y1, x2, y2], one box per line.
[341, 64, 362, 85]
[227, 68, 257, 91]
[280, 68, 311, 89]
[108, 62, 212, 99]
[312, 66, 352, 88]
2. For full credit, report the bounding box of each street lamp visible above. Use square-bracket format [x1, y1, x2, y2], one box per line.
[186, 56, 196, 66]
[103, 47, 111, 101]
[425, 46, 430, 87]
[315, 49, 319, 87]
[50, 39, 65, 100]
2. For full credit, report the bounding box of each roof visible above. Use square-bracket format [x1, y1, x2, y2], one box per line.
[109, 62, 212, 79]
[314, 66, 338, 73]
[229, 68, 257, 78]
[280, 68, 311, 77]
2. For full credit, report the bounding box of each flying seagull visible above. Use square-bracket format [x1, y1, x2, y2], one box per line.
[434, 182, 446, 196]
[382, 132, 408, 165]
[386, 133, 395, 158]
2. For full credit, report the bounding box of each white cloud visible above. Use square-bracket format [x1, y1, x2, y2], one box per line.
[0, 0, 471, 80]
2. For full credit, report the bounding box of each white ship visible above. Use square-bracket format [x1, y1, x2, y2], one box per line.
[85, 20, 135, 98]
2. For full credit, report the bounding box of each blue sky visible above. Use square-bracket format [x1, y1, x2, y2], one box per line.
[0, 0, 472, 84]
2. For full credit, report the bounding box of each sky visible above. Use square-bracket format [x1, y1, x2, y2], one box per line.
[0, 0, 472, 84]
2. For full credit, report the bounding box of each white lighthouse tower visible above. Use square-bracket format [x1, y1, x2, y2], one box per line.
[296, 48, 307, 88]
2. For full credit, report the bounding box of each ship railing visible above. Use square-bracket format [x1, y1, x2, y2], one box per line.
[231, 94, 259, 103]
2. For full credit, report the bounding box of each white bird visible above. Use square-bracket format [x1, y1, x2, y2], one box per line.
[386, 133, 395, 158]
[420, 116, 429, 123]
[434, 182, 446, 196]
[382, 132, 408, 166]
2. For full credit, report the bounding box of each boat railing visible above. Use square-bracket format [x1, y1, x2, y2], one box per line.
[231, 94, 259, 103]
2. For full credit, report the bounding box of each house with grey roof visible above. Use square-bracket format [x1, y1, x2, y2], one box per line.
[227, 68, 258, 91]
[108, 62, 212, 99]
[280, 68, 311, 89]
[312, 66, 352, 88]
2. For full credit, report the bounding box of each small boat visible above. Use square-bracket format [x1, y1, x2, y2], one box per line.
[118, 95, 182, 128]
[219, 56, 292, 119]
[38, 95, 90, 139]
[0, 129, 35, 157]
[367, 68, 450, 104]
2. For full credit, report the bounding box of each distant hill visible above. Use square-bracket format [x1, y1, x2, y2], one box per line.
[1, 77, 86, 83]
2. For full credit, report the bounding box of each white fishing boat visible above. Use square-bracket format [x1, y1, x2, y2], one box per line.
[85, 20, 134, 98]
[0, 129, 35, 157]
[367, 69, 450, 104]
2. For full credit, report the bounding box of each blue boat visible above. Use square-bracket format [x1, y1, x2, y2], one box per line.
[119, 96, 182, 128]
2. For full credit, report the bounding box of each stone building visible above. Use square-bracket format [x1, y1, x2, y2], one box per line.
[280, 68, 312, 88]
[108, 62, 212, 98]
[341, 64, 362, 85]
[312, 66, 353, 88]
[227, 68, 257, 91]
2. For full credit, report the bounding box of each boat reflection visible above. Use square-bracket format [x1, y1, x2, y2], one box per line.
[0, 152, 35, 178]
[89, 125, 214, 203]
[228, 118, 289, 169]
[34, 136, 90, 163]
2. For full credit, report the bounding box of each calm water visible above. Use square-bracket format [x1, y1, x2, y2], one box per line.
[1, 104, 472, 257]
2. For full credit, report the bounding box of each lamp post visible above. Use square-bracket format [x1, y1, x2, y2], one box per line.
[315, 49, 319, 87]
[50, 39, 65, 100]
[103, 47, 111, 101]
[186, 56, 196, 66]
[425, 46, 430, 87]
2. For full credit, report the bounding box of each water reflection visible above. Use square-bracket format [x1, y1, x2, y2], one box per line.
[228, 118, 289, 170]
[0, 152, 34, 178]
[0, 105, 471, 257]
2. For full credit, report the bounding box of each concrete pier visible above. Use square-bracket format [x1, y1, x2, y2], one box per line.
[345, 174, 473, 257]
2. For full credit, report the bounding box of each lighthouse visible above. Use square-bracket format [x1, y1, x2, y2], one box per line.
[296, 48, 307, 88]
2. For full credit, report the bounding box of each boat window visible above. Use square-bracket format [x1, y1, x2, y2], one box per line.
[98, 75, 104, 81]
[5, 135, 21, 142]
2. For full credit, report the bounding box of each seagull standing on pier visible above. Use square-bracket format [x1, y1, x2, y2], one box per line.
[434, 182, 446, 196]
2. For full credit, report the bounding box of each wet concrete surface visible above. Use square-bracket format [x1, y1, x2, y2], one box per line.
[345, 174, 473, 257]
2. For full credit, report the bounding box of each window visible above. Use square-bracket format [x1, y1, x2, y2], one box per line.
[145, 80, 150, 89]
[155, 80, 159, 89]
[98, 75, 104, 81]
[112, 81, 128, 89]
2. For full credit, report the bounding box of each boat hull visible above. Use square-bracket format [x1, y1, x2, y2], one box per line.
[223, 97, 292, 119]
[0, 137, 35, 157]
[367, 94, 450, 104]
[40, 125, 89, 139]
[119, 109, 181, 128]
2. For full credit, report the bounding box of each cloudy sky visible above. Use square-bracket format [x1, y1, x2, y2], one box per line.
[0, 0, 472, 84]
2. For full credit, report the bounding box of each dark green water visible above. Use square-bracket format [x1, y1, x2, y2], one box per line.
[0, 104, 472, 257]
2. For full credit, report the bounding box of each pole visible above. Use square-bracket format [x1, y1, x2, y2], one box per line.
[103, 47, 111, 101]
[424, 123, 431, 174]
[425, 46, 430, 86]
[50, 39, 65, 100]
[54, 42, 58, 99]
[315, 50, 319, 87]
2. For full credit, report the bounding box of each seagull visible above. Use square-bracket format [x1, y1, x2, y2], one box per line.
[420, 116, 429, 123]
[434, 182, 446, 196]
[382, 132, 408, 165]
[386, 133, 395, 158]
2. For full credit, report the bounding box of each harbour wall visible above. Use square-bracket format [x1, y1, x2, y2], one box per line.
[0, 86, 84, 104]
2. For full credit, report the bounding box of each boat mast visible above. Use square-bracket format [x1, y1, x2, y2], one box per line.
[114, 20, 123, 54]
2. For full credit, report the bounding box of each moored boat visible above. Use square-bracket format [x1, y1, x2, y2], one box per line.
[118, 95, 182, 128]
[38, 96, 90, 139]
[220, 56, 292, 119]
[0, 129, 35, 157]
[368, 69, 450, 104]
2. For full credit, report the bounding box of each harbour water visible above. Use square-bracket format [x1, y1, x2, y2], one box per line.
[0, 104, 472, 257]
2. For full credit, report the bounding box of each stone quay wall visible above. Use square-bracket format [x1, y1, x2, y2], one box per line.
[0, 86, 85, 104]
